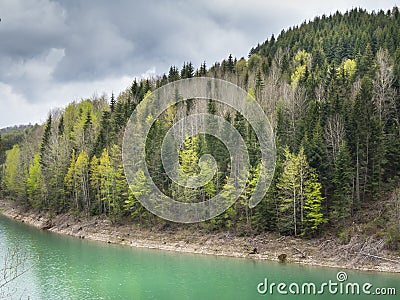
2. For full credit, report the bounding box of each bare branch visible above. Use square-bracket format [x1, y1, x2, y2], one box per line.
[0, 247, 31, 299]
[324, 114, 345, 162]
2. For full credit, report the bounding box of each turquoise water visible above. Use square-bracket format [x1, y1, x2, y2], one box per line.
[0, 215, 399, 299]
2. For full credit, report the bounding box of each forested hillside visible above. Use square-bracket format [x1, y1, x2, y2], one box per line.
[1, 8, 400, 248]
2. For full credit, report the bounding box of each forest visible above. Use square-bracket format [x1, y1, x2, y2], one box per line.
[1, 8, 400, 248]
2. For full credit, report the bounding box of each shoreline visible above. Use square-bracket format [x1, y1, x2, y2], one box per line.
[1, 200, 400, 273]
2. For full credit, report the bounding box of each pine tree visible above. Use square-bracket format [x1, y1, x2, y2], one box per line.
[180, 62, 194, 79]
[110, 93, 116, 112]
[227, 54, 235, 73]
[58, 115, 64, 137]
[357, 43, 375, 77]
[255, 70, 264, 100]
[40, 115, 52, 166]
[168, 66, 180, 82]
[331, 141, 354, 225]
[93, 110, 112, 157]
[199, 61, 207, 76]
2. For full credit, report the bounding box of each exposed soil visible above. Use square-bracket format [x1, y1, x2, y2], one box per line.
[1, 200, 399, 273]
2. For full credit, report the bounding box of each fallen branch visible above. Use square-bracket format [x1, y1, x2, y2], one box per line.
[293, 247, 306, 258]
[357, 252, 400, 264]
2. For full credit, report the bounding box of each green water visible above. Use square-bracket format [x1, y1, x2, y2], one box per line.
[0, 215, 399, 299]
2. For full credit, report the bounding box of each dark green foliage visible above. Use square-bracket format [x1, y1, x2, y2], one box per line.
[331, 142, 354, 224]
[168, 66, 180, 82]
[110, 93, 116, 112]
[93, 111, 111, 157]
[58, 115, 64, 137]
[180, 62, 194, 79]
[40, 115, 52, 166]
[198, 61, 207, 76]
[0, 135, 5, 166]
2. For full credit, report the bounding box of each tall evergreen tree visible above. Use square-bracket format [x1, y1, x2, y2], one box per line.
[110, 93, 116, 112]
[331, 142, 354, 225]
[40, 115, 52, 165]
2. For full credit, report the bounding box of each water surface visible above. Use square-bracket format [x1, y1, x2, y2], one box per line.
[0, 215, 398, 299]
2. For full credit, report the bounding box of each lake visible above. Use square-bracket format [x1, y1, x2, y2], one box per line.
[0, 215, 399, 299]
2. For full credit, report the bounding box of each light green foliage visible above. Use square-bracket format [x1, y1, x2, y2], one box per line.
[90, 155, 101, 213]
[3, 145, 24, 199]
[175, 136, 200, 203]
[248, 54, 262, 71]
[75, 150, 90, 213]
[64, 149, 90, 212]
[109, 144, 128, 217]
[291, 50, 311, 87]
[179, 136, 200, 175]
[303, 172, 326, 237]
[247, 88, 256, 100]
[209, 178, 235, 229]
[64, 149, 77, 208]
[294, 50, 311, 66]
[26, 154, 45, 207]
[124, 169, 149, 221]
[337, 59, 357, 80]
[235, 58, 247, 76]
[277, 147, 300, 235]
[277, 147, 326, 236]
[291, 65, 307, 86]
[99, 148, 113, 213]
[97, 146, 128, 218]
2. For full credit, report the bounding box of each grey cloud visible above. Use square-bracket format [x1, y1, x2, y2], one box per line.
[0, 0, 397, 126]
[0, 0, 66, 58]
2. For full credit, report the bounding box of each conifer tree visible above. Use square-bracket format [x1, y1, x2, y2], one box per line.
[40, 115, 52, 166]
[110, 93, 116, 112]
[331, 142, 354, 225]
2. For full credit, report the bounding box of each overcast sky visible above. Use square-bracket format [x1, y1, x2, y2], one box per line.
[0, 0, 398, 128]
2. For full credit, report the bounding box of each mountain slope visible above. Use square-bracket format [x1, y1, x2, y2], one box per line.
[1, 7, 400, 251]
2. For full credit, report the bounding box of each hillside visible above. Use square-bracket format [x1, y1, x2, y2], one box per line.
[1, 7, 400, 254]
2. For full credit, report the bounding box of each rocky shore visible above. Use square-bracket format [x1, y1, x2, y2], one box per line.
[1, 200, 399, 273]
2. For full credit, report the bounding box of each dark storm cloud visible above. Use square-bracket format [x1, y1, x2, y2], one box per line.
[0, 0, 397, 127]
[2, 0, 397, 86]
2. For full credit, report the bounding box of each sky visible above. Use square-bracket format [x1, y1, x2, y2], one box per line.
[0, 0, 398, 128]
